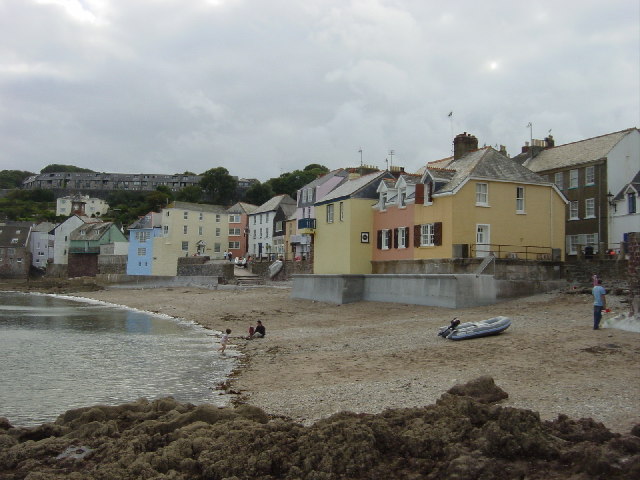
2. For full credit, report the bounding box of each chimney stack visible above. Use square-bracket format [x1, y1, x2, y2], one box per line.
[545, 135, 555, 148]
[453, 132, 478, 159]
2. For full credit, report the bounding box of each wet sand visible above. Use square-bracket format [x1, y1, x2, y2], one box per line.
[71, 285, 640, 434]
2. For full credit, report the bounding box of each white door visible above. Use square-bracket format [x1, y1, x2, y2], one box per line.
[476, 224, 491, 257]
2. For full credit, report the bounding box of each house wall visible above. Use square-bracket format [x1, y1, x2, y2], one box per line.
[413, 192, 454, 259]
[449, 181, 564, 259]
[68, 253, 99, 277]
[53, 216, 85, 265]
[127, 228, 162, 275]
[228, 212, 247, 258]
[608, 130, 640, 196]
[151, 206, 229, 275]
[372, 203, 415, 261]
[248, 211, 273, 258]
[0, 247, 31, 278]
[30, 231, 54, 269]
[314, 199, 375, 274]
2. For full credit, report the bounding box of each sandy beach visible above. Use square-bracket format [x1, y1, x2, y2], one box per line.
[69, 285, 640, 435]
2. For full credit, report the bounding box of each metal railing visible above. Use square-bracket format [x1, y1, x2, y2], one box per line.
[297, 218, 316, 230]
[470, 244, 555, 260]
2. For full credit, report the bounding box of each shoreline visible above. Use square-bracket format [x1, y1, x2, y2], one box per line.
[2, 280, 640, 434]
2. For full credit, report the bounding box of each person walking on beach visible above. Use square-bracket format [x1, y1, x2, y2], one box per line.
[592, 279, 607, 330]
[218, 328, 231, 353]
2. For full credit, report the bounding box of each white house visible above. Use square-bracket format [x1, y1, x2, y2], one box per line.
[52, 215, 100, 266]
[609, 169, 639, 254]
[29, 222, 56, 270]
[56, 195, 109, 217]
[248, 195, 296, 259]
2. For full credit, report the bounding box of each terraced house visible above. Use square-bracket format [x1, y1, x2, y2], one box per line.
[372, 133, 567, 271]
[523, 127, 639, 257]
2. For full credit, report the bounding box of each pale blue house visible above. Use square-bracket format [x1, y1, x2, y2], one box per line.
[126, 212, 163, 275]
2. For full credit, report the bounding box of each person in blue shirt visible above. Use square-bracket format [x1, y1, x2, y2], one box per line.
[592, 279, 607, 330]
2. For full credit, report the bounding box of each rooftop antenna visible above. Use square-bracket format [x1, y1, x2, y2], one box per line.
[448, 111, 454, 155]
[385, 157, 389, 170]
[526, 122, 533, 160]
[358, 147, 363, 166]
[389, 149, 395, 168]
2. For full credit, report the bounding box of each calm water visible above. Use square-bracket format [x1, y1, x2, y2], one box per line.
[0, 291, 235, 427]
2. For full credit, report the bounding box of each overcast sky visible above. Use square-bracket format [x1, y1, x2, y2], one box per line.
[1, 0, 638, 181]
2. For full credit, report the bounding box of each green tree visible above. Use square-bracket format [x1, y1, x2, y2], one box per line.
[0, 170, 34, 188]
[243, 182, 274, 206]
[199, 167, 238, 205]
[155, 185, 175, 202]
[176, 185, 203, 203]
[40, 164, 94, 173]
[266, 164, 330, 199]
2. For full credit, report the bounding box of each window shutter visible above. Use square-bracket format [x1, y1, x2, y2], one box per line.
[377, 230, 382, 249]
[393, 228, 398, 248]
[434, 222, 442, 246]
[414, 225, 421, 247]
[406, 227, 411, 247]
[415, 183, 424, 204]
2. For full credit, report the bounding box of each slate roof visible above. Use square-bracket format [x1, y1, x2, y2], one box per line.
[432, 147, 548, 194]
[523, 128, 637, 172]
[70, 222, 116, 241]
[252, 195, 297, 214]
[302, 168, 349, 189]
[317, 171, 393, 205]
[171, 201, 228, 213]
[0, 225, 30, 247]
[613, 169, 640, 200]
[227, 202, 258, 215]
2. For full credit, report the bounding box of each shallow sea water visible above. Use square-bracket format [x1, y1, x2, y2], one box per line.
[0, 291, 236, 427]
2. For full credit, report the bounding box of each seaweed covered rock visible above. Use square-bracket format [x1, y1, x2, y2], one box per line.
[0, 379, 638, 479]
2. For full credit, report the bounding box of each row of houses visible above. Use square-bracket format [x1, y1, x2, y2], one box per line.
[2, 128, 637, 280]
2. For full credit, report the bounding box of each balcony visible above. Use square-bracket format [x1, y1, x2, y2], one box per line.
[297, 218, 316, 234]
[68, 246, 100, 254]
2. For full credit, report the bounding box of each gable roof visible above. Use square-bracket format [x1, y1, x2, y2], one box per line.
[431, 147, 548, 194]
[227, 202, 258, 215]
[301, 168, 349, 190]
[70, 222, 117, 241]
[523, 128, 637, 172]
[170, 201, 228, 214]
[317, 171, 394, 205]
[252, 194, 297, 214]
[614, 169, 640, 200]
[0, 225, 30, 248]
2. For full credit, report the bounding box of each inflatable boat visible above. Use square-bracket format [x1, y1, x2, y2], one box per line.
[268, 260, 283, 278]
[438, 316, 511, 340]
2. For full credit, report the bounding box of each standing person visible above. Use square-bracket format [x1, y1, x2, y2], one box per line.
[592, 279, 607, 330]
[218, 328, 231, 353]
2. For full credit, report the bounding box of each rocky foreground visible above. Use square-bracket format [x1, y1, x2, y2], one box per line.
[1, 377, 638, 480]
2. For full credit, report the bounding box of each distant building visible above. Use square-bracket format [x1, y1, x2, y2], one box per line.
[523, 127, 640, 256]
[56, 194, 109, 217]
[29, 222, 56, 271]
[0, 225, 32, 278]
[126, 212, 164, 276]
[248, 195, 297, 260]
[23, 172, 202, 193]
[68, 222, 127, 277]
[226, 202, 257, 259]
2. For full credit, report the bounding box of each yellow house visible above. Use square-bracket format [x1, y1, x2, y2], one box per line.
[151, 201, 229, 276]
[414, 145, 566, 260]
[314, 171, 394, 274]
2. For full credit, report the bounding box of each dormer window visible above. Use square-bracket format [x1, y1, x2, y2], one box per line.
[399, 189, 406, 207]
[380, 192, 387, 209]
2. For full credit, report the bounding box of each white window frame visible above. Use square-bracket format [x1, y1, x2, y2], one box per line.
[216, 214, 221, 223]
[381, 229, 390, 250]
[183, 225, 188, 234]
[420, 224, 435, 246]
[229, 241, 240, 249]
[183, 211, 188, 219]
[163, 225, 169, 234]
[585, 166, 595, 185]
[199, 226, 203, 235]
[475, 183, 488, 206]
[568, 235, 579, 255]
[585, 198, 595, 218]
[569, 169, 578, 189]
[137, 247, 146, 256]
[516, 186, 525, 213]
[229, 228, 241, 236]
[181, 241, 189, 251]
[215, 228, 221, 237]
[326, 204, 334, 224]
[569, 200, 579, 220]
[339, 202, 344, 221]
[229, 214, 240, 223]
[398, 227, 407, 249]
[554, 172, 563, 190]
